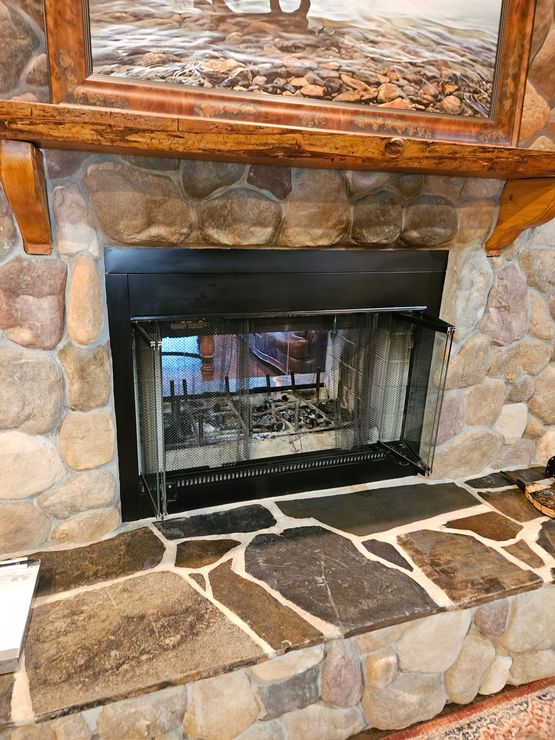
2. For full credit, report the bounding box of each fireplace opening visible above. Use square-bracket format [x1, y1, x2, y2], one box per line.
[105, 248, 453, 521]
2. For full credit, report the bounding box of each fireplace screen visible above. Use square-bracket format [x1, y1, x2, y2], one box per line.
[132, 310, 453, 518]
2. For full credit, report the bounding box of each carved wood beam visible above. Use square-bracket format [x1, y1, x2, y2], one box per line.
[1, 99, 555, 179]
[0, 140, 52, 255]
[486, 178, 555, 256]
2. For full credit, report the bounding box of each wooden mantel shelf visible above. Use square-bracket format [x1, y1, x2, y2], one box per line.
[0, 99, 555, 179]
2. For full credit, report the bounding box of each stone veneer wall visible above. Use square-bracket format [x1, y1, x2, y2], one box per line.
[5, 586, 554, 739]
[0, 152, 554, 554]
[0, 0, 48, 103]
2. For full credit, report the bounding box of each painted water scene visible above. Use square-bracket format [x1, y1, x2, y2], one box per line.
[89, 0, 505, 117]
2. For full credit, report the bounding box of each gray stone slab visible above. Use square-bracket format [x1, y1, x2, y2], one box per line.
[277, 483, 478, 536]
[25, 572, 263, 717]
[245, 526, 438, 634]
[155, 505, 276, 540]
[466, 467, 547, 490]
[362, 540, 413, 571]
[538, 520, 555, 559]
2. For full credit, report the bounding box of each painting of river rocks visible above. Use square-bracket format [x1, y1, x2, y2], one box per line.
[89, 0, 504, 117]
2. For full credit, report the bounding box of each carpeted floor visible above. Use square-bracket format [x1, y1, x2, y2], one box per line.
[352, 679, 555, 739]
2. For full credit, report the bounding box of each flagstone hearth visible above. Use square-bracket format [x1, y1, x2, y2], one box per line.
[1, 469, 554, 737]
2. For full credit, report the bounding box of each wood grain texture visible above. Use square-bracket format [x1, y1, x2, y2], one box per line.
[486, 178, 555, 255]
[43, 0, 534, 147]
[1, 99, 555, 179]
[0, 141, 52, 255]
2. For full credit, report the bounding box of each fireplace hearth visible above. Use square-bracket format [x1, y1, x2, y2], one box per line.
[105, 248, 453, 520]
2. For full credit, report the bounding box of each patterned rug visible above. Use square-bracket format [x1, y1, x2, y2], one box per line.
[387, 679, 555, 739]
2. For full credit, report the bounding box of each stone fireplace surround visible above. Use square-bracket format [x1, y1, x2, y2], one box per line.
[0, 153, 555, 738]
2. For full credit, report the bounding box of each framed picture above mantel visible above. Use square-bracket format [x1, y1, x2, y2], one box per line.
[45, 0, 534, 145]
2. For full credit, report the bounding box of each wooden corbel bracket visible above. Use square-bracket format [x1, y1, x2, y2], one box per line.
[0, 140, 52, 255]
[486, 178, 555, 256]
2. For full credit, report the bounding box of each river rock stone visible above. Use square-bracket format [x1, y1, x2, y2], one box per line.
[528, 365, 555, 424]
[198, 187, 281, 245]
[0, 500, 50, 554]
[480, 265, 529, 346]
[0, 430, 65, 500]
[492, 439, 535, 470]
[247, 165, 291, 199]
[441, 246, 493, 342]
[394, 174, 422, 198]
[497, 587, 555, 653]
[519, 248, 555, 294]
[362, 671, 446, 731]
[364, 647, 397, 689]
[465, 378, 505, 425]
[67, 257, 104, 345]
[422, 176, 465, 201]
[85, 161, 193, 245]
[256, 664, 320, 719]
[356, 623, 411, 654]
[52, 185, 99, 257]
[494, 403, 529, 444]
[509, 650, 555, 685]
[0, 1, 37, 92]
[281, 169, 349, 246]
[37, 469, 116, 519]
[0, 256, 67, 349]
[44, 149, 90, 179]
[183, 671, 259, 740]
[347, 171, 390, 195]
[529, 292, 555, 340]
[321, 639, 362, 707]
[462, 179, 504, 199]
[536, 428, 555, 463]
[52, 508, 120, 544]
[489, 339, 551, 383]
[444, 628, 495, 704]
[59, 412, 115, 470]
[0, 186, 19, 260]
[58, 342, 111, 412]
[519, 82, 550, 140]
[401, 195, 457, 246]
[96, 685, 188, 739]
[236, 720, 286, 740]
[182, 160, 245, 198]
[529, 28, 555, 100]
[479, 655, 512, 695]
[436, 391, 465, 445]
[250, 647, 323, 685]
[352, 190, 402, 245]
[397, 611, 471, 673]
[432, 429, 502, 479]
[280, 703, 365, 740]
[445, 334, 493, 389]
[508, 375, 535, 402]
[0, 348, 62, 434]
[474, 599, 510, 637]
[456, 199, 497, 244]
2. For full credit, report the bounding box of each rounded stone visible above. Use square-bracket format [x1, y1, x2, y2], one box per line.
[465, 378, 506, 426]
[0, 2, 38, 92]
[67, 257, 104, 345]
[432, 429, 502, 479]
[52, 507, 120, 545]
[25, 52, 48, 87]
[519, 248, 555, 294]
[52, 185, 99, 257]
[397, 611, 471, 673]
[498, 588, 555, 653]
[393, 175, 422, 198]
[321, 639, 363, 707]
[509, 650, 555, 686]
[280, 703, 365, 740]
[198, 187, 281, 246]
[474, 600, 510, 637]
[362, 671, 447, 731]
[85, 161, 193, 245]
[356, 623, 410, 654]
[422, 176, 465, 201]
[480, 265, 529, 346]
[37, 470, 116, 519]
[96, 685, 188, 739]
[59, 412, 116, 470]
[494, 403, 529, 445]
[280, 169, 349, 247]
[0, 256, 67, 350]
[0, 348, 63, 434]
[444, 628, 495, 704]
[529, 292, 555, 340]
[351, 190, 402, 245]
[0, 501, 50, 554]
[182, 160, 245, 198]
[401, 195, 457, 247]
[441, 245, 493, 342]
[58, 342, 111, 412]
[436, 391, 465, 445]
[528, 365, 555, 425]
[508, 375, 535, 403]
[250, 647, 323, 683]
[183, 670, 259, 740]
[489, 339, 551, 383]
[0, 430, 65, 500]
[445, 334, 493, 390]
[519, 82, 550, 141]
[364, 647, 397, 689]
[347, 171, 391, 195]
[536, 428, 555, 463]
[479, 655, 512, 695]
[247, 165, 292, 200]
[0, 186, 19, 260]
[492, 439, 535, 470]
[456, 200, 497, 244]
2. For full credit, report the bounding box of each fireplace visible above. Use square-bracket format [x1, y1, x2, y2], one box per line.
[106, 248, 453, 520]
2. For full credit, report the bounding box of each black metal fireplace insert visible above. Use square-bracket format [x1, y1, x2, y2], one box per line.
[105, 248, 453, 521]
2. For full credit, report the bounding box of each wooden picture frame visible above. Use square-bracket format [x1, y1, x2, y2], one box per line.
[45, 0, 535, 147]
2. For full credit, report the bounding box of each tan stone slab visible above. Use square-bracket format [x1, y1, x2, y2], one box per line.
[479, 488, 540, 522]
[444, 511, 522, 541]
[25, 572, 263, 717]
[210, 562, 322, 651]
[175, 539, 239, 569]
[503, 541, 545, 569]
